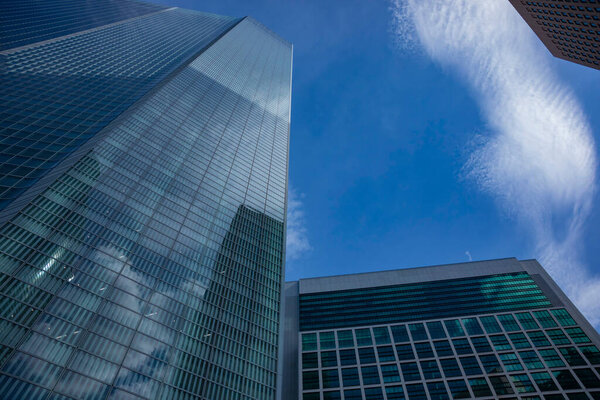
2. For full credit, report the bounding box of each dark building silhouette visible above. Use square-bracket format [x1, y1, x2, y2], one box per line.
[508, 0, 600, 70]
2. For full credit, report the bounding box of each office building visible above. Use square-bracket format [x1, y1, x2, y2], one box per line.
[282, 258, 600, 400]
[508, 0, 600, 70]
[0, 1, 292, 399]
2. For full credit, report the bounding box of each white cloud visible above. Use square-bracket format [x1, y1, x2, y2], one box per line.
[391, 0, 600, 325]
[286, 186, 311, 260]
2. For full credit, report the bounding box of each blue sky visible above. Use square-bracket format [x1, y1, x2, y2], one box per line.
[153, 0, 600, 325]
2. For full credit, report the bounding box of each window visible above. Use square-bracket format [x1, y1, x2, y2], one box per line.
[339, 349, 357, 366]
[511, 374, 536, 393]
[560, 347, 586, 366]
[471, 336, 492, 353]
[381, 364, 401, 383]
[551, 309, 576, 326]
[364, 387, 384, 400]
[490, 334, 512, 350]
[498, 314, 520, 331]
[573, 368, 600, 389]
[427, 381, 449, 400]
[565, 327, 591, 344]
[480, 354, 502, 373]
[427, 321, 447, 339]
[303, 393, 319, 400]
[303, 352, 318, 369]
[547, 329, 571, 345]
[440, 358, 461, 378]
[355, 328, 372, 346]
[461, 318, 483, 335]
[579, 345, 600, 364]
[532, 310, 557, 328]
[396, 344, 415, 361]
[361, 365, 380, 385]
[452, 338, 473, 355]
[489, 375, 514, 395]
[519, 350, 543, 369]
[391, 325, 410, 343]
[444, 320, 465, 338]
[302, 333, 317, 351]
[320, 331, 336, 350]
[373, 326, 391, 345]
[447, 379, 470, 399]
[377, 346, 395, 362]
[421, 360, 441, 379]
[527, 331, 551, 347]
[539, 348, 565, 368]
[406, 383, 427, 400]
[385, 385, 405, 400]
[409, 323, 428, 341]
[499, 353, 523, 371]
[401, 362, 421, 382]
[342, 368, 360, 387]
[344, 389, 362, 400]
[337, 330, 354, 348]
[303, 370, 319, 390]
[434, 340, 454, 357]
[553, 370, 581, 390]
[509, 332, 532, 349]
[322, 369, 340, 389]
[531, 372, 558, 392]
[516, 312, 539, 330]
[321, 351, 338, 367]
[480, 316, 502, 334]
[323, 391, 341, 400]
[468, 378, 492, 396]
[459, 356, 482, 376]
[414, 342, 434, 358]
[358, 347, 376, 364]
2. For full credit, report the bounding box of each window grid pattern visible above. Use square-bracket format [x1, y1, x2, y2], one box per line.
[0, 17, 291, 400]
[300, 308, 600, 400]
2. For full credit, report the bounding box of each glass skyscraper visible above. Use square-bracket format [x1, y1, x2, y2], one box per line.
[282, 258, 600, 400]
[0, 1, 292, 399]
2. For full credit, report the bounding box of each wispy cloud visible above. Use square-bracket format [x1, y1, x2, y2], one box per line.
[391, 0, 600, 325]
[287, 186, 311, 260]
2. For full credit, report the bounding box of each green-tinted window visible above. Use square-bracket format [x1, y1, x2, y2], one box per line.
[421, 360, 441, 379]
[471, 336, 492, 353]
[444, 320, 465, 338]
[516, 312, 539, 330]
[462, 318, 483, 335]
[511, 374, 536, 393]
[401, 362, 421, 381]
[355, 328, 372, 346]
[566, 393, 588, 400]
[489, 375, 514, 395]
[531, 371, 558, 391]
[323, 391, 341, 400]
[391, 324, 410, 343]
[337, 330, 354, 348]
[547, 329, 571, 345]
[364, 387, 384, 400]
[409, 323, 428, 341]
[551, 309, 576, 326]
[303, 393, 319, 400]
[396, 344, 415, 360]
[539, 348, 565, 367]
[414, 342, 434, 358]
[320, 331, 336, 350]
[381, 364, 401, 383]
[303, 370, 319, 390]
[573, 368, 600, 389]
[508, 332, 532, 349]
[342, 367, 360, 387]
[427, 321, 447, 339]
[579, 345, 600, 364]
[519, 350, 544, 369]
[427, 381, 449, 400]
[406, 383, 427, 400]
[303, 352, 318, 369]
[434, 340, 454, 357]
[480, 315, 502, 334]
[527, 331, 551, 347]
[490, 334, 512, 350]
[560, 347, 587, 366]
[322, 369, 340, 389]
[452, 338, 473, 355]
[321, 351, 338, 367]
[385, 385, 405, 400]
[459, 356, 482, 376]
[533, 310, 557, 328]
[553, 369, 581, 390]
[480, 354, 502, 373]
[565, 327, 591, 344]
[377, 346, 396, 362]
[339, 349, 356, 366]
[447, 379, 470, 399]
[499, 353, 523, 371]
[440, 358, 461, 378]
[373, 326, 391, 345]
[303, 333, 317, 351]
[358, 347, 376, 364]
[498, 314, 520, 332]
[361, 365, 380, 385]
[344, 389, 362, 400]
[468, 378, 492, 397]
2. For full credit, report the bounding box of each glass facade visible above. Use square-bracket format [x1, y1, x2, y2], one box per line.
[0, 2, 291, 400]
